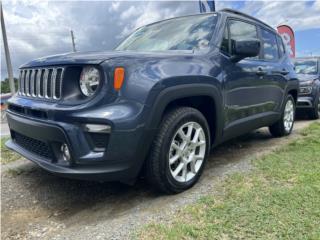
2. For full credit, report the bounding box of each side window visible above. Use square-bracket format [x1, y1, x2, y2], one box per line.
[229, 20, 258, 56]
[261, 28, 279, 61]
[277, 35, 285, 58]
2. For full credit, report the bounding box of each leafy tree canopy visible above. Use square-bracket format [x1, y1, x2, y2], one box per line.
[1, 78, 18, 94]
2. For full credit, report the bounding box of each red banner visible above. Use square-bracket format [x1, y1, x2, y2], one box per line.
[277, 25, 295, 58]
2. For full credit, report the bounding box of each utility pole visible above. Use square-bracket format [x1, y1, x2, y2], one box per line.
[70, 30, 76, 52]
[1, 2, 15, 93]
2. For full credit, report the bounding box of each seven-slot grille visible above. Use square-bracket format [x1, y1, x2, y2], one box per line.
[18, 68, 64, 100]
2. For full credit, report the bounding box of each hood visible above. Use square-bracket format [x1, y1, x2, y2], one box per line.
[297, 73, 319, 82]
[20, 50, 193, 68]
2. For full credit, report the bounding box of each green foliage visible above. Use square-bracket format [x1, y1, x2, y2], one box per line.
[1, 78, 18, 93]
[1, 137, 21, 164]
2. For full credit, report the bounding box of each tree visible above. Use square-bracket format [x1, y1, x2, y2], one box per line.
[1, 78, 18, 93]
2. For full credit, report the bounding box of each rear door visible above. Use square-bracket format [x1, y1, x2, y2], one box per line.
[255, 27, 288, 113]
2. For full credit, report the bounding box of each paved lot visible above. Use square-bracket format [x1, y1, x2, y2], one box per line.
[1, 119, 318, 240]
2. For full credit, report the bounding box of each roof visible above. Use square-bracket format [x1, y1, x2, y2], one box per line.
[138, 9, 276, 34]
[143, 11, 218, 29]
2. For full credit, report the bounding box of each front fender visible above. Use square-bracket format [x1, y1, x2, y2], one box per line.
[285, 78, 299, 101]
[145, 83, 224, 146]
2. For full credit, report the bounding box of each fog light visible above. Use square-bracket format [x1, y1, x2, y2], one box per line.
[61, 143, 71, 162]
[84, 124, 111, 133]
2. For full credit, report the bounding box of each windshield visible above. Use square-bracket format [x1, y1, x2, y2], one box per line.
[294, 59, 318, 75]
[116, 14, 218, 52]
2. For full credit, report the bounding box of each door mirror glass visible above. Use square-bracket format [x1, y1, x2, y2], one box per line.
[231, 39, 260, 62]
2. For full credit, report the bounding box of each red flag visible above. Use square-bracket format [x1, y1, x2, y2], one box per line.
[277, 25, 295, 58]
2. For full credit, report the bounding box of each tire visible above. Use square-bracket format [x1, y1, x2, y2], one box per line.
[269, 95, 295, 137]
[146, 107, 210, 194]
[308, 93, 320, 120]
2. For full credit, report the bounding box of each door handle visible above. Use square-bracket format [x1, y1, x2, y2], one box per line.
[256, 67, 267, 76]
[279, 70, 289, 75]
[272, 69, 289, 75]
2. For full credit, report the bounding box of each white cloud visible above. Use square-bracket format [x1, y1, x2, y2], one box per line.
[110, 1, 121, 12]
[118, 1, 200, 37]
[1, 0, 320, 80]
[240, 1, 320, 31]
[120, 6, 139, 20]
[1, 0, 75, 79]
[9, 39, 36, 53]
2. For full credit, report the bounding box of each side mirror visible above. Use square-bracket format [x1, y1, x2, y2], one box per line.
[231, 39, 261, 62]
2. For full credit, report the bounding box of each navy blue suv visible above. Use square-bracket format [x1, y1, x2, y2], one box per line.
[6, 9, 298, 193]
[293, 57, 320, 119]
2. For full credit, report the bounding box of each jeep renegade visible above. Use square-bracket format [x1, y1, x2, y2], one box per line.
[6, 9, 299, 193]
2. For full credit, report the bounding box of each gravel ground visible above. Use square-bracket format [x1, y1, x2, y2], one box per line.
[1, 122, 10, 137]
[1, 119, 317, 240]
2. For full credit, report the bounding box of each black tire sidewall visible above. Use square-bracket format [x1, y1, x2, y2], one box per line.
[160, 110, 210, 192]
[311, 91, 320, 119]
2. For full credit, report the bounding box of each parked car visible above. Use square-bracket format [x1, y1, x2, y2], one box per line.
[293, 57, 320, 119]
[6, 9, 299, 193]
[1, 93, 12, 122]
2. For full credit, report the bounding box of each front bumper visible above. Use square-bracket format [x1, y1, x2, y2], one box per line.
[5, 102, 154, 182]
[297, 96, 315, 109]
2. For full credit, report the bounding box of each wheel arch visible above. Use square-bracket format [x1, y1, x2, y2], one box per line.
[288, 89, 298, 103]
[282, 79, 299, 110]
[146, 84, 223, 146]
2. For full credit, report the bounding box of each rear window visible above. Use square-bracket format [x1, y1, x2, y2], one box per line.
[277, 35, 285, 58]
[261, 28, 279, 61]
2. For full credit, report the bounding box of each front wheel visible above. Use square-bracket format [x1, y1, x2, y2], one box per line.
[146, 107, 210, 194]
[269, 95, 295, 137]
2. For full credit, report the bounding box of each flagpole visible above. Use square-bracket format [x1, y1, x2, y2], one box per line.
[1, 2, 15, 94]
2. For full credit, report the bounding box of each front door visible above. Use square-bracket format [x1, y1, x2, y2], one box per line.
[221, 19, 264, 128]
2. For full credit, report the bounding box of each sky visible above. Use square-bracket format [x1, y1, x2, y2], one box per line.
[1, 0, 320, 80]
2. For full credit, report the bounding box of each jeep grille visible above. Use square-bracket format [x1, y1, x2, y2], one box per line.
[18, 68, 64, 100]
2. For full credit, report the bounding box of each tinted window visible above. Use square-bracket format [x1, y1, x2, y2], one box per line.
[277, 35, 285, 57]
[228, 20, 258, 56]
[294, 60, 318, 75]
[261, 29, 279, 60]
[116, 14, 218, 51]
[229, 20, 257, 40]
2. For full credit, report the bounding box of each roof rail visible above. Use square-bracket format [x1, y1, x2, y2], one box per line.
[220, 8, 275, 31]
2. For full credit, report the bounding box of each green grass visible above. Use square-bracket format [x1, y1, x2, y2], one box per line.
[1, 137, 21, 164]
[137, 122, 320, 240]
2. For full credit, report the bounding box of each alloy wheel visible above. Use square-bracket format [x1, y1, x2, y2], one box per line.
[283, 99, 294, 132]
[168, 122, 206, 183]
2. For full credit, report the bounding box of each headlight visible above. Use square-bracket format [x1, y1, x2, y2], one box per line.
[299, 86, 313, 95]
[302, 80, 314, 86]
[79, 66, 100, 97]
